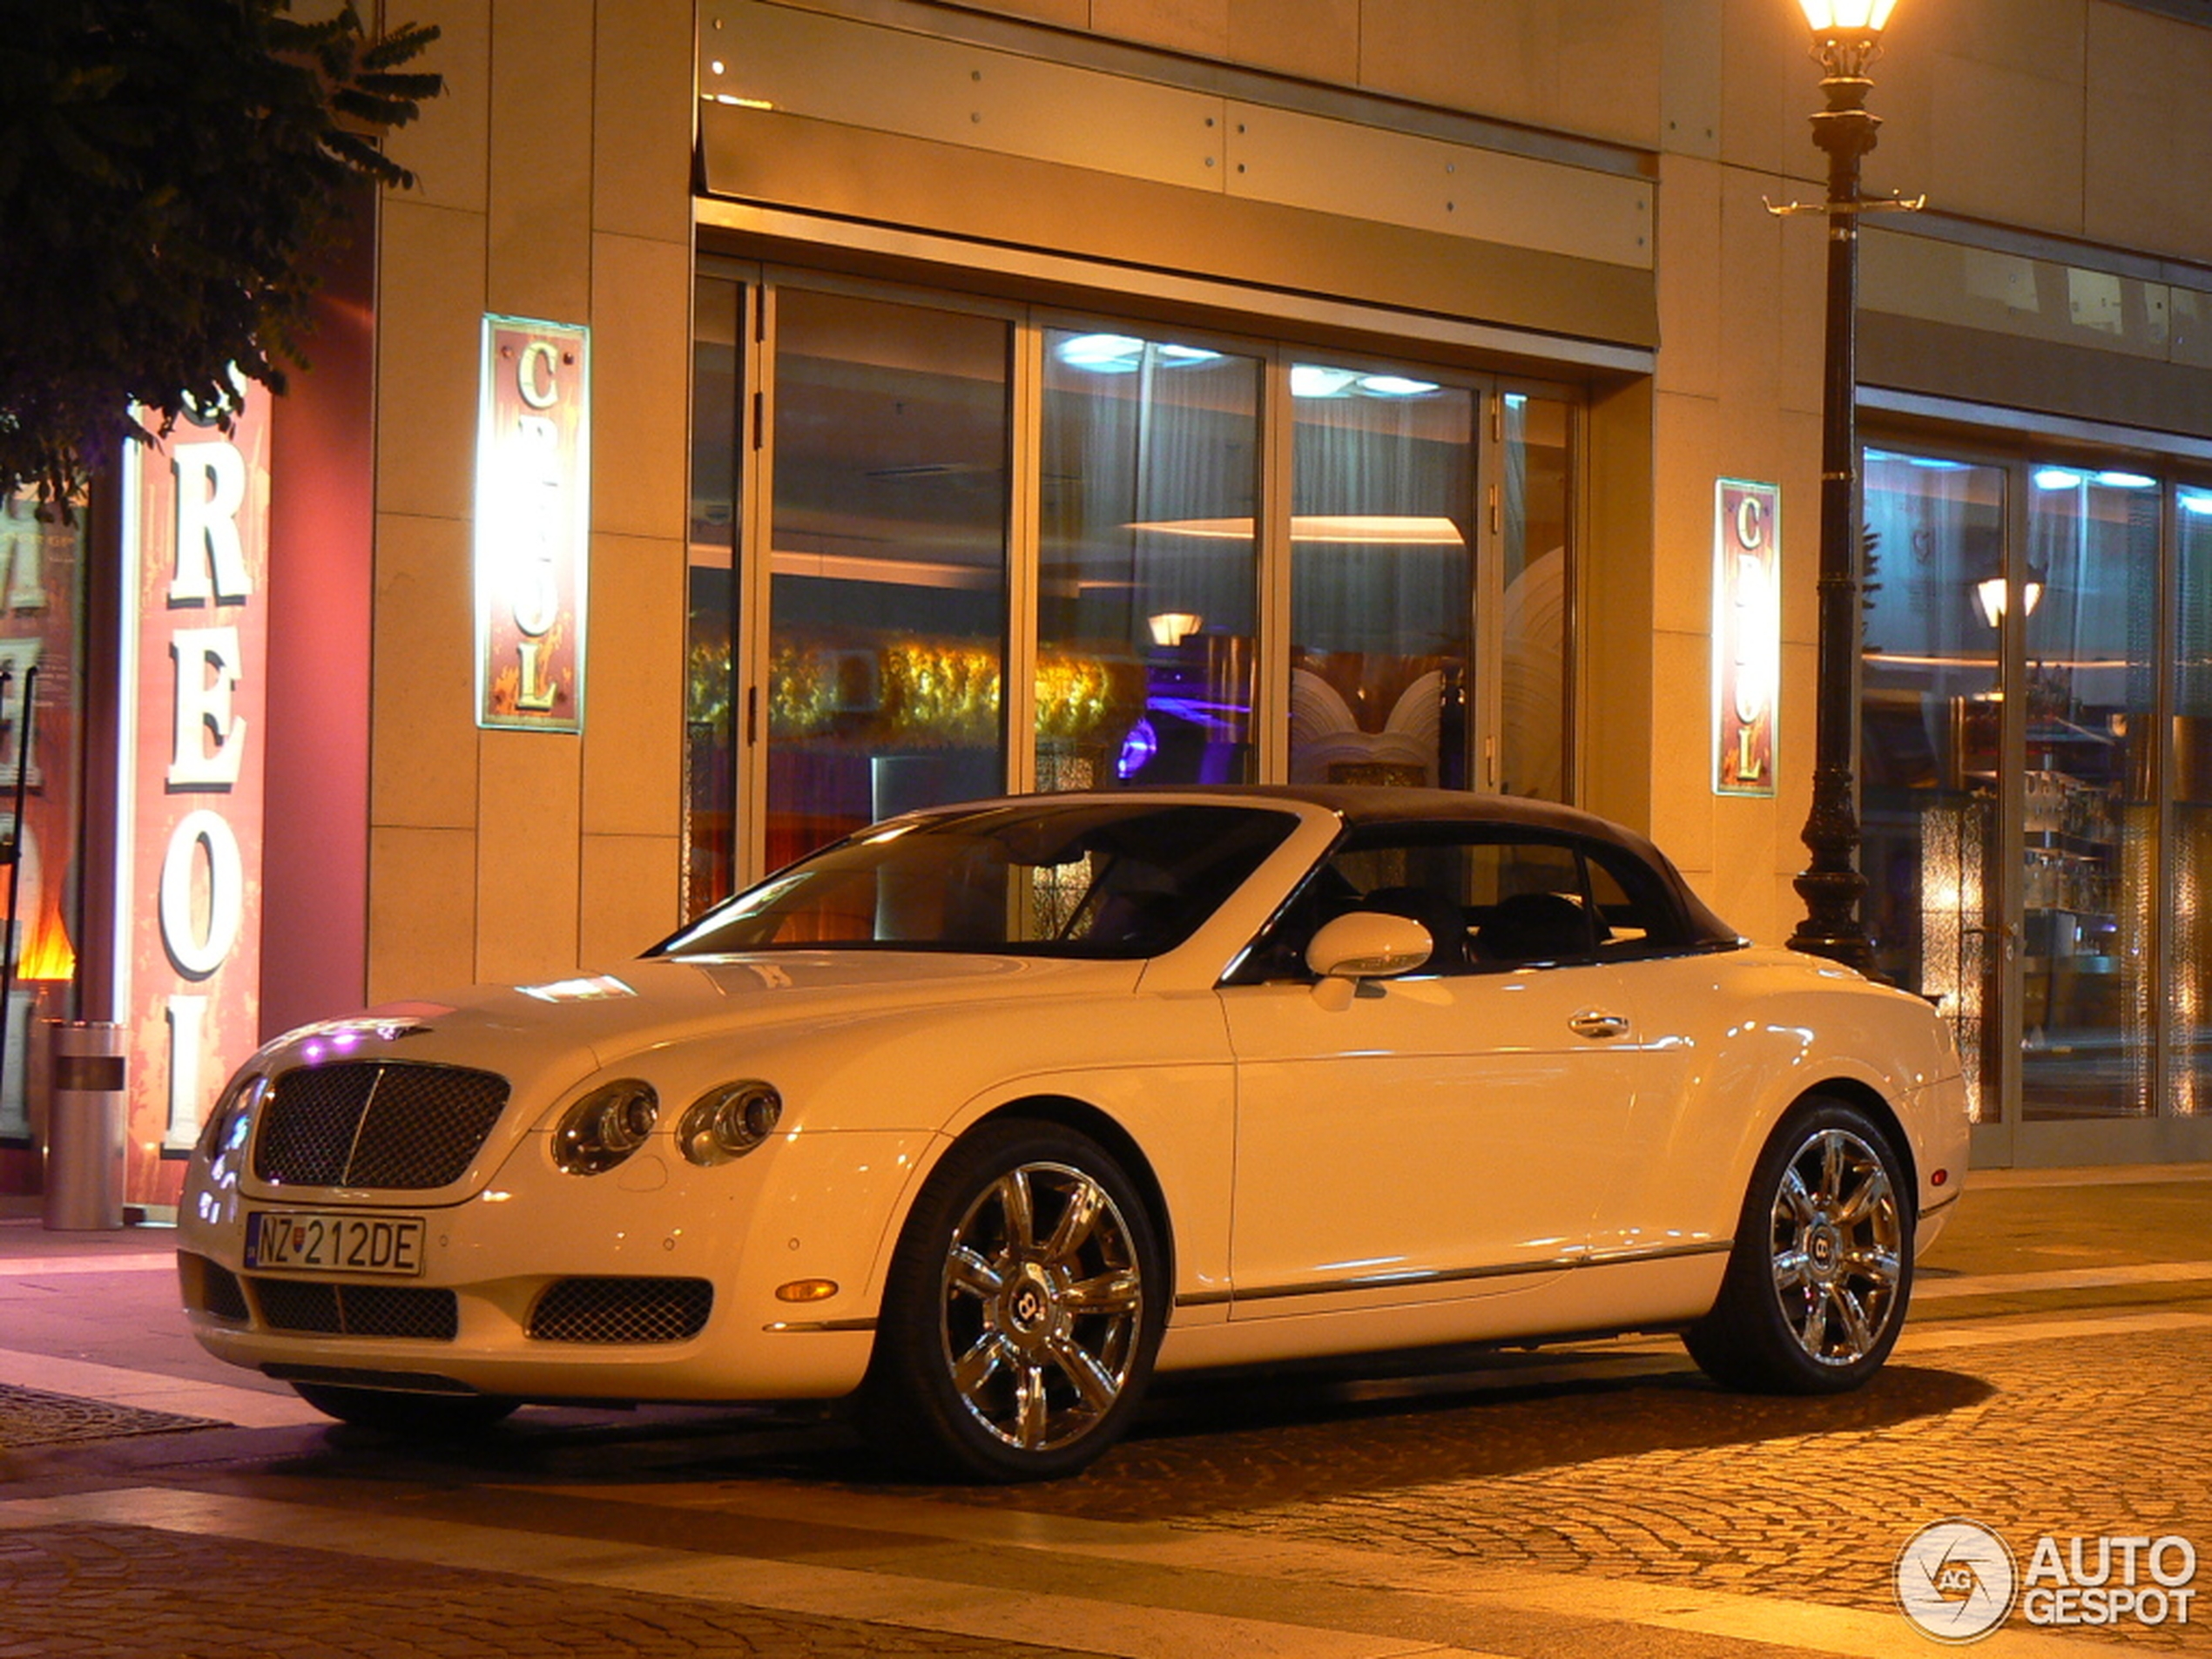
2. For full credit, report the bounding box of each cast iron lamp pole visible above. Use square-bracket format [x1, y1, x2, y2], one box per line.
[1780, 0, 1913, 976]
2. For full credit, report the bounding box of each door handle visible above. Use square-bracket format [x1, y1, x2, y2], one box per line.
[1569, 1009, 1630, 1041]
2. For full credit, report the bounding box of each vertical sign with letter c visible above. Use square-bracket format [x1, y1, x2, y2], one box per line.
[1714, 479, 1781, 798]
[475, 315, 590, 732]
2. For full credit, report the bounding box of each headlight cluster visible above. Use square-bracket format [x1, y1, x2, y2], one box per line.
[554, 1077, 781, 1175]
[677, 1081, 782, 1167]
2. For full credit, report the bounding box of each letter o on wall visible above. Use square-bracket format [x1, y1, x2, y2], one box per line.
[160, 809, 244, 980]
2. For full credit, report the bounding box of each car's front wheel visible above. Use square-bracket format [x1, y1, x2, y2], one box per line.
[1684, 1096, 1913, 1394]
[862, 1120, 1163, 1481]
[292, 1381, 519, 1436]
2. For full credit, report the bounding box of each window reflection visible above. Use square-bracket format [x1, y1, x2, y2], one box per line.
[1289, 368, 1474, 789]
[767, 290, 1010, 869]
[1037, 331, 1259, 790]
[1860, 448, 2006, 1123]
[1501, 394, 1570, 799]
[684, 276, 742, 916]
[2174, 488, 2212, 1117]
[2020, 468, 2157, 1121]
[0, 489, 84, 1146]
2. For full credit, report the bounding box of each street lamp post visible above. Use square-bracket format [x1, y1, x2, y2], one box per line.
[1780, 0, 1913, 977]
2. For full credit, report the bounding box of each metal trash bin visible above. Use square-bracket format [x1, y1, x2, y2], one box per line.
[43, 1022, 127, 1231]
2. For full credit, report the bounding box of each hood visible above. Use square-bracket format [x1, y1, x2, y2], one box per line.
[251, 952, 1144, 1107]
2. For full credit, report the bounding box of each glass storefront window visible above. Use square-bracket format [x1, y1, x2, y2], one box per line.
[1036, 331, 1260, 792]
[683, 273, 1579, 890]
[1288, 367, 1474, 789]
[1860, 449, 2007, 1123]
[767, 289, 1011, 870]
[0, 489, 84, 1150]
[2020, 468, 2159, 1120]
[2169, 486, 2212, 1116]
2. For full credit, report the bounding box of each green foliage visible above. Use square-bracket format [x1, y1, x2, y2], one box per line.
[0, 0, 442, 502]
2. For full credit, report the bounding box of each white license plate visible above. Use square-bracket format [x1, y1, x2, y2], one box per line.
[245, 1211, 427, 1277]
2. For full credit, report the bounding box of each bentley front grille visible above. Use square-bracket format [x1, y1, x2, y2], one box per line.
[528, 1277, 713, 1344]
[253, 1062, 510, 1190]
[251, 1278, 461, 1341]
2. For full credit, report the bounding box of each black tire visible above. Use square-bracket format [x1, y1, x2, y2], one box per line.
[1684, 1096, 1914, 1394]
[292, 1381, 520, 1436]
[862, 1120, 1164, 1482]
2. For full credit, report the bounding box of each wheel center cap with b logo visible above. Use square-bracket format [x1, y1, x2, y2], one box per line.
[1002, 1267, 1055, 1339]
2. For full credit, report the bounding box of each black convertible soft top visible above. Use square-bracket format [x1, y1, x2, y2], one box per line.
[1222, 785, 1742, 951]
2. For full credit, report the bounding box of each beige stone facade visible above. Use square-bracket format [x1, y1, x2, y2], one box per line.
[347, 0, 2212, 1160]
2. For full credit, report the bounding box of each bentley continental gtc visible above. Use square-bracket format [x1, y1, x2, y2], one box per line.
[178, 787, 1969, 1480]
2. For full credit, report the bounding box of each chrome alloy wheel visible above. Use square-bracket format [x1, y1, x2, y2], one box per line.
[938, 1160, 1145, 1453]
[1768, 1125, 1905, 1366]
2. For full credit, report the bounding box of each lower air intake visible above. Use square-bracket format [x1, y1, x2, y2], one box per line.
[252, 1278, 459, 1341]
[528, 1277, 713, 1344]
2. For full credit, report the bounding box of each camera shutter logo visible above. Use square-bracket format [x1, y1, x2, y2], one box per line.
[1896, 1519, 2020, 1642]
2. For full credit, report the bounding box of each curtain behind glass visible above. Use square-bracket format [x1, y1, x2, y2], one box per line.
[1289, 371, 1474, 788]
[1037, 332, 1259, 790]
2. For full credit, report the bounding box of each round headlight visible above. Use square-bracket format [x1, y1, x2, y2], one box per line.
[677, 1080, 782, 1167]
[554, 1079, 659, 1175]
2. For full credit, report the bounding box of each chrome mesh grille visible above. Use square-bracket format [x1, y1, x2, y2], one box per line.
[252, 1278, 459, 1340]
[528, 1278, 713, 1345]
[253, 1062, 509, 1190]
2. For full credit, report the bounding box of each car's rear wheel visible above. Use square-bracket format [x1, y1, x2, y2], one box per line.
[1684, 1096, 1912, 1394]
[291, 1381, 519, 1436]
[862, 1120, 1163, 1482]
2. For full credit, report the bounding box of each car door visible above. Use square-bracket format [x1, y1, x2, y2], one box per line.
[1218, 833, 1647, 1316]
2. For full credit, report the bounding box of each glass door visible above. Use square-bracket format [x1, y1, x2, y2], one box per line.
[759, 287, 1012, 873]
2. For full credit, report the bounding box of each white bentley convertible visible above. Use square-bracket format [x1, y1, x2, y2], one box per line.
[179, 788, 1969, 1480]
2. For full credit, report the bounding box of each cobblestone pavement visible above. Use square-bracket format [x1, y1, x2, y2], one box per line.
[0, 1522, 1100, 1659]
[2, 1175, 2209, 1656]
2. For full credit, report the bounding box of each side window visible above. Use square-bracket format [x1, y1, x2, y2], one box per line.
[1584, 842, 1692, 958]
[1463, 842, 1595, 968]
[1234, 832, 1615, 980]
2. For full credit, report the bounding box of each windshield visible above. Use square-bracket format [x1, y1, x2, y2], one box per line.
[654, 801, 1299, 960]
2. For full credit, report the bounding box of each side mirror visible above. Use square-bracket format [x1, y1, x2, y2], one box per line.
[1305, 912, 1433, 1008]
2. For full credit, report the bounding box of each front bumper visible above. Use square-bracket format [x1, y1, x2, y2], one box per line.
[176, 1125, 934, 1404]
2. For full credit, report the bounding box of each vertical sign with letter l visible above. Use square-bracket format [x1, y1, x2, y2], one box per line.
[1714, 479, 1780, 798]
[475, 315, 589, 732]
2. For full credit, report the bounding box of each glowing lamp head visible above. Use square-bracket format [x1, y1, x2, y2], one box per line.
[1798, 0, 1897, 44]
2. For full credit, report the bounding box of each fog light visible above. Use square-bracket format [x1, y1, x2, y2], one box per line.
[678, 1080, 782, 1167]
[776, 1278, 838, 1303]
[554, 1080, 659, 1175]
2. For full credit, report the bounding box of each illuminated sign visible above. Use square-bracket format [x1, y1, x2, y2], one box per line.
[475, 315, 589, 731]
[119, 389, 271, 1197]
[1713, 478, 1779, 798]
